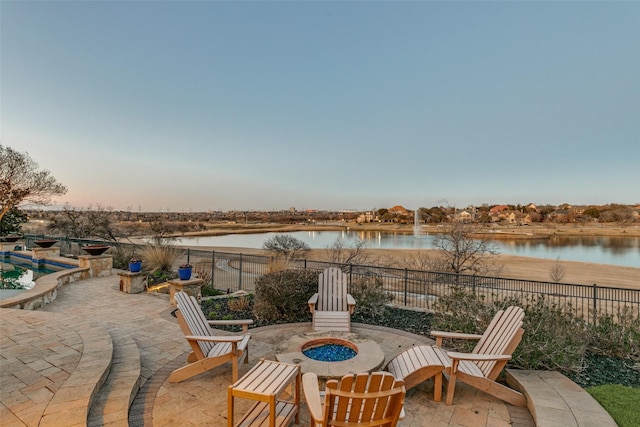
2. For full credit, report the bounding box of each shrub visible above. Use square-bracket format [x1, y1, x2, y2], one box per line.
[140, 244, 182, 272]
[253, 269, 317, 323]
[431, 288, 587, 373]
[349, 274, 393, 319]
[228, 295, 252, 312]
[110, 245, 134, 270]
[512, 296, 586, 372]
[192, 260, 219, 295]
[146, 269, 177, 287]
[267, 257, 288, 273]
[431, 288, 497, 352]
[587, 306, 640, 360]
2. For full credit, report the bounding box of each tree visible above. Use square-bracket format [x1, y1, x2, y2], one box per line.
[0, 145, 67, 222]
[0, 207, 28, 235]
[431, 221, 502, 276]
[262, 234, 310, 260]
[549, 257, 566, 282]
[47, 205, 120, 242]
[324, 237, 374, 266]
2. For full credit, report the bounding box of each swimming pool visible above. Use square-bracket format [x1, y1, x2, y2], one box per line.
[0, 259, 56, 298]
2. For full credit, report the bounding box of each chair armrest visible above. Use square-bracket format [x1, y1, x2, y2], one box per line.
[430, 330, 483, 347]
[184, 334, 248, 343]
[302, 372, 324, 423]
[308, 293, 319, 313]
[346, 293, 356, 314]
[208, 319, 253, 333]
[446, 351, 512, 362]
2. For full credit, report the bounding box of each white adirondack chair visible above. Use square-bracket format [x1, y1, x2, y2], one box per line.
[169, 292, 252, 383]
[308, 268, 356, 332]
[386, 306, 527, 407]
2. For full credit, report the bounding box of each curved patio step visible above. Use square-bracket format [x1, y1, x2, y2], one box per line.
[88, 330, 141, 426]
[506, 369, 617, 427]
[0, 308, 113, 427]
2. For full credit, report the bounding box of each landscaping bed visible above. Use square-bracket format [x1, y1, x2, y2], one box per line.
[200, 296, 639, 389]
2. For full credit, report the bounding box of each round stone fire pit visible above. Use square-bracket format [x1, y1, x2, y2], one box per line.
[275, 332, 385, 380]
[301, 338, 358, 362]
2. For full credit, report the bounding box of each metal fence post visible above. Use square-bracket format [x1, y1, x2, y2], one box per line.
[187, 248, 190, 265]
[404, 269, 408, 306]
[593, 284, 598, 325]
[211, 251, 215, 288]
[238, 253, 243, 291]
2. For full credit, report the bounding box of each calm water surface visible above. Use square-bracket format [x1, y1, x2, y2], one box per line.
[178, 230, 640, 269]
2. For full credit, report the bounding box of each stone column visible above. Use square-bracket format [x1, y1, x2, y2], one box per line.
[32, 247, 61, 262]
[0, 242, 19, 256]
[168, 278, 204, 305]
[119, 271, 146, 293]
[78, 255, 113, 277]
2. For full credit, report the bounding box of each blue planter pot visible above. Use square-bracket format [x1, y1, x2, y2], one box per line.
[178, 267, 192, 280]
[129, 261, 142, 273]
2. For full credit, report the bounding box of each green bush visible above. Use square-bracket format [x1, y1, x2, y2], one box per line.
[252, 269, 317, 323]
[587, 306, 640, 361]
[349, 274, 394, 319]
[512, 296, 586, 372]
[431, 288, 498, 352]
[431, 289, 587, 373]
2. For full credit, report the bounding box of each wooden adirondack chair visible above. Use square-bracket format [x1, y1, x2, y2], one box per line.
[386, 306, 527, 407]
[169, 291, 252, 383]
[308, 268, 356, 332]
[303, 371, 405, 427]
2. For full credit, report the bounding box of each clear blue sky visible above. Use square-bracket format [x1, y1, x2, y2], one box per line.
[2, 1, 638, 212]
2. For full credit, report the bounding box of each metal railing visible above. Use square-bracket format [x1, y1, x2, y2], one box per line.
[20, 236, 639, 323]
[183, 248, 639, 324]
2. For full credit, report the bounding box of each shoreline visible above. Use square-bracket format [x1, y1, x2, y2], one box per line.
[173, 246, 639, 291]
[179, 221, 640, 239]
[139, 222, 639, 289]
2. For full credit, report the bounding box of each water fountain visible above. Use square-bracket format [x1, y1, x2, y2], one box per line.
[414, 209, 423, 238]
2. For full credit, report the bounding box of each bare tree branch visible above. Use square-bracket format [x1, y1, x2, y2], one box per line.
[0, 145, 67, 222]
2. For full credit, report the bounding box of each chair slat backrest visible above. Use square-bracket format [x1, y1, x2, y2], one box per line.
[175, 292, 214, 356]
[472, 306, 525, 378]
[324, 372, 405, 427]
[317, 268, 348, 312]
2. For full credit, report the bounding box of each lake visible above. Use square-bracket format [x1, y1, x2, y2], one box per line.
[177, 230, 640, 269]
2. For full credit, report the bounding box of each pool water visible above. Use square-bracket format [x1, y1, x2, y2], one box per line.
[302, 344, 357, 362]
[0, 260, 54, 290]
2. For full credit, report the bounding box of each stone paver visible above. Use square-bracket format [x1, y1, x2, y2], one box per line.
[1, 273, 536, 426]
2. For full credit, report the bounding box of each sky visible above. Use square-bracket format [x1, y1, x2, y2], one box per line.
[1, 1, 639, 212]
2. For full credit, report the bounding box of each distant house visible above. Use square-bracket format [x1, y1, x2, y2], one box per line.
[388, 205, 410, 216]
[548, 209, 569, 221]
[489, 205, 510, 222]
[454, 209, 474, 223]
[489, 205, 509, 214]
[357, 211, 374, 223]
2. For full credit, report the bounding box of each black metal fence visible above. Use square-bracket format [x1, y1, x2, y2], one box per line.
[21, 235, 640, 323]
[183, 248, 639, 324]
